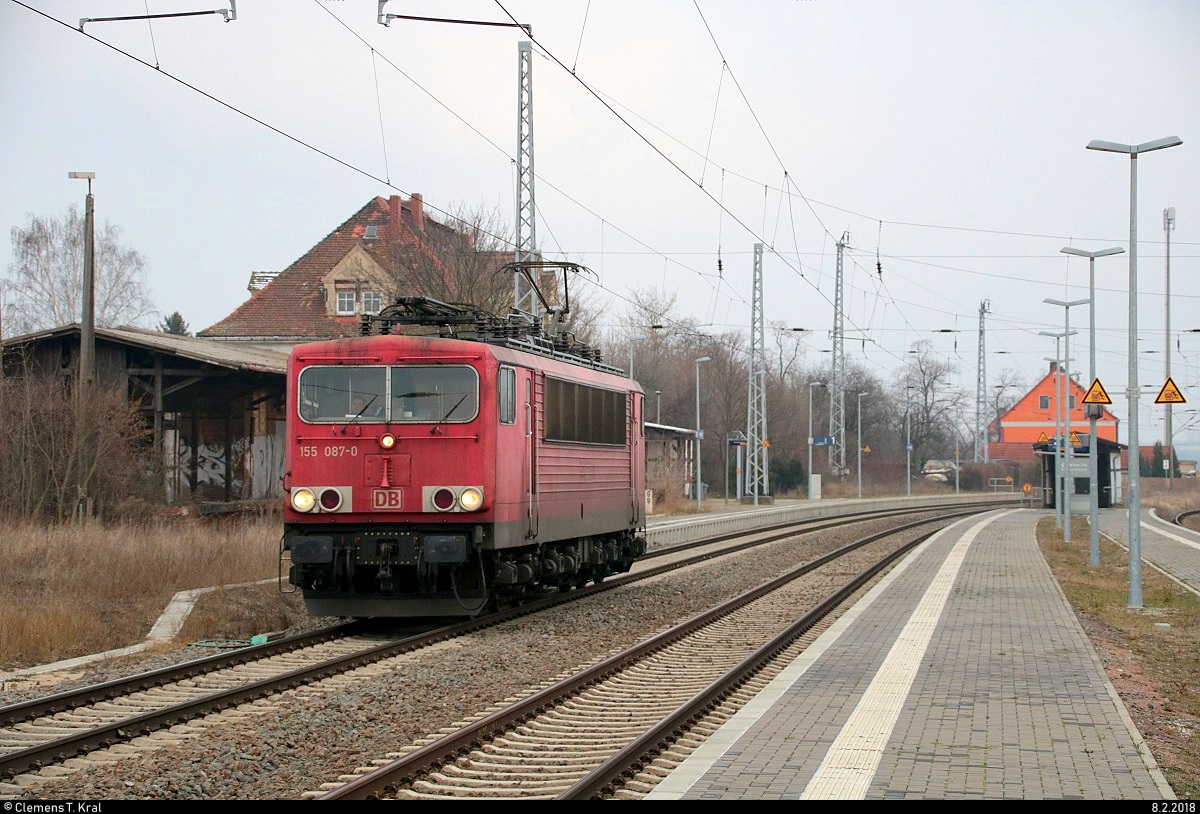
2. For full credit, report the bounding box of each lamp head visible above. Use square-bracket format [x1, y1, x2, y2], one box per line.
[1088, 136, 1181, 154]
[1061, 246, 1124, 259]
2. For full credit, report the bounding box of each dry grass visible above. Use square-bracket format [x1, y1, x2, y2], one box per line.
[0, 512, 308, 669]
[1040, 477, 1200, 799]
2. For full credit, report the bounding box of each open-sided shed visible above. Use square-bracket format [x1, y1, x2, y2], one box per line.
[2, 324, 288, 504]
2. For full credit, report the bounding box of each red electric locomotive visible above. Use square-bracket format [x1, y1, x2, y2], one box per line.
[280, 297, 647, 618]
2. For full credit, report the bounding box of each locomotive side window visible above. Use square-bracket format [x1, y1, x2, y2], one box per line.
[390, 365, 479, 423]
[544, 377, 625, 445]
[498, 366, 516, 425]
[298, 366, 387, 422]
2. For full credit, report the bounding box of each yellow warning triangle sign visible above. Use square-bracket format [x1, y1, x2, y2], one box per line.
[1036, 432, 1049, 444]
[1069, 431, 1081, 446]
[1082, 378, 1112, 405]
[1155, 376, 1187, 405]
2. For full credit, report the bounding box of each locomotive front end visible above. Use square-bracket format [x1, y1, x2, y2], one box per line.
[281, 347, 496, 618]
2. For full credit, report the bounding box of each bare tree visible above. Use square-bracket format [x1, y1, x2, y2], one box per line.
[4, 205, 155, 336]
[387, 203, 516, 318]
[0, 356, 154, 521]
[990, 368, 1027, 436]
[896, 341, 968, 470]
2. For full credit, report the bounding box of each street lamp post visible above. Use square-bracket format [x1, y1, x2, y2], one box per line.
[1088, 135, 1183, 609]
[654, 390, 661, 424]
[69, 171, 96, 522]
[627, 324, 663, 380]
[1165, 206, 1177, 490]
[808, 381, 824, 500]
[1062, 245, 1124, 566]
[905, 386, 913, 497]
[1045, 299, 1088, 546]
[627, 341, 644, 380]
[856, 391, 867, 499]
[1040, 331, 1073, 532]
[694, 356, 711, 511]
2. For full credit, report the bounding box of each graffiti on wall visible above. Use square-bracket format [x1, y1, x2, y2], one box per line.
[164, 417, 284, 503]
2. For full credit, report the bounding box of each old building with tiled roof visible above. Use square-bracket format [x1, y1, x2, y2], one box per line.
[199, 193, 510, 352]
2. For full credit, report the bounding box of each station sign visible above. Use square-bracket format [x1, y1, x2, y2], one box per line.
[812, 436, 835, 447]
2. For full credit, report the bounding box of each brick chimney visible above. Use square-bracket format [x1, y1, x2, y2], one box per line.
[388, 195, 402, 238]
[1049, 360, 1058, 374]
[410, 193, 424, 232]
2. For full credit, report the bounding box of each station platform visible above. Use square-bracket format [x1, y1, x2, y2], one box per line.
[646, 507, 1175, 800]
[1100, 509, 1200, 596]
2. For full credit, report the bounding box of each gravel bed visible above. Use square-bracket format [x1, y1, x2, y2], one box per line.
[9, 517, 912, 800]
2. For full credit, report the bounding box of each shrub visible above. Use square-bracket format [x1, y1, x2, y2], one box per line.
[0, 368, 156, 521]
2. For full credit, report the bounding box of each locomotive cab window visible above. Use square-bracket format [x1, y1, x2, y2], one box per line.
[390, 365, 479, 423]
[499, 366, 516, 425]
[298, 366, 387, 422]
[299, 365, 479, 423]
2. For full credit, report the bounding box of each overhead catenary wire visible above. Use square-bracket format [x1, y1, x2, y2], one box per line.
[490, 2, 910, 367]
[16, 0, 1171, 387]
[370, 49, 390, 184]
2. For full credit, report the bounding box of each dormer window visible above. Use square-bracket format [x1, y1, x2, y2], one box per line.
[364, 225, 379, 241]
[323, 246, 388, 318]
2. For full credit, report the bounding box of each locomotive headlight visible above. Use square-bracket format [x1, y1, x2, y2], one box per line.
[458, 487, 484, 511]
[379, 433, 396, 450]
[291, 488, 316, 513]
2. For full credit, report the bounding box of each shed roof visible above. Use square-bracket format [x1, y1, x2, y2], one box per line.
[2, 323, 289, 374]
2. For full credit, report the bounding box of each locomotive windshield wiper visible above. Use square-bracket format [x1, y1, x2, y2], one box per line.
[430, 393, 468, 435]
[340, 394, 379, 433]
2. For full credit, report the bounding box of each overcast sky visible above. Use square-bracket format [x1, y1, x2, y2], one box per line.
[2, 0, 1198, 451]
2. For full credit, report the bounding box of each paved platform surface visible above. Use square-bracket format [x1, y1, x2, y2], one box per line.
[1099, 508, 1200, 597]
[647, 508, 1176, 800]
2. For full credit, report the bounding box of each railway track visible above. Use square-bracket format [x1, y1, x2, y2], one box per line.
[1, 502, 1008, 795]
[1173, 508, 1200, 531]
[314, 514, 958, 799]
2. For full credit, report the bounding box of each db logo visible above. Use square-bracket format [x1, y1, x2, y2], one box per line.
[372, 489, 403, 509]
